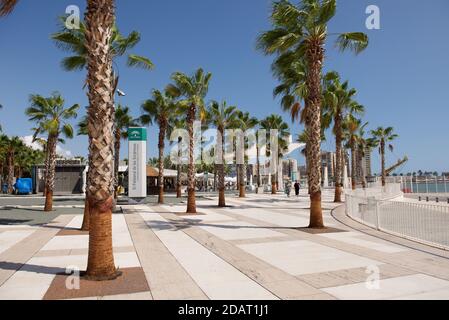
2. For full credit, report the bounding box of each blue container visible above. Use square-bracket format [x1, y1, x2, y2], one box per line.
[14, 178, 33, 195]
[2, 183, 8, 194]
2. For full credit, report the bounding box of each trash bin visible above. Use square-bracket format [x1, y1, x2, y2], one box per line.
[2, 183, 8, 194]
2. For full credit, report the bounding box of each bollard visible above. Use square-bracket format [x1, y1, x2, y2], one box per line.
[419, 196, 421, 202]
[426, 197, 429, 202]
[436, 197, 439, 203]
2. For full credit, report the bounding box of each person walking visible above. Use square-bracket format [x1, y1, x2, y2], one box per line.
[285, 180, 292, 198]
[294, 181, 300, 197]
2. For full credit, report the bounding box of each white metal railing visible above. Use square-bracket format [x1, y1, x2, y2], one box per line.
[346, 187, 449, 250]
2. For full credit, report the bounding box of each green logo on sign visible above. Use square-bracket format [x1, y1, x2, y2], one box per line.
[128, 127, 147, 141]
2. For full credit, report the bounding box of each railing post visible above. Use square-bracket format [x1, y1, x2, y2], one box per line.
[375, 200, 381, 231]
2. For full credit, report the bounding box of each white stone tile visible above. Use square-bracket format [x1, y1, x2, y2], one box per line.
[41, 235, 89, 251]
[0, 269, 55, 300]
[0, 230, 35, 254]
[65, 215, 83, 229]
[318, 232, 409, 253]
[114, 252, 141, 269]
[198, 221, 287, 241]
[141, 212, 277, 300]
[323, 274, 449, 300]
[239, 240, 381, 276]
[393, 288, 449, 300]
[202, 280, 278, 300]
[182, 213, 235, 223]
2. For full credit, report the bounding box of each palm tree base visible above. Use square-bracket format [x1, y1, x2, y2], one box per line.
[82, 270, 123, 282]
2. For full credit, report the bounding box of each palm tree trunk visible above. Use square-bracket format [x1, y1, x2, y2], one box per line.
[357, 147, 367, 189]
[44, 134, 57, 212]
[176, 137, 182, 198]
[84, 0, 119, 281]
[42, 146, 49, 196]
[334, 114, 343, 202]
[381, 141, 386, 187]
[351, 141, 357, 191]
[256, 144, 260, 194]
[239, 162, 246, 198]
[271, 173, 276, 194]
[306, 41, 324, 229]
[113, 129, 121, 200]
[217, 127, 226, 207]
[7, 152, 14, 194]
[186, 104, 197, 214]
[158, 120, 166, 204]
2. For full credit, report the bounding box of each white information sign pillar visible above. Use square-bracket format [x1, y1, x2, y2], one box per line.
[128, 127, 147, 199]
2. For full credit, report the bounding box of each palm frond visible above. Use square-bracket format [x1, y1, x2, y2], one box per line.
[336, 32, 369, 55]
[127, 54, 154, 70]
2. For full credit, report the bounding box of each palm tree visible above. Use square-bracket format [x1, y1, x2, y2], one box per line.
[236, 111, 258, 198]
[1, 136, 23, 193]
[370, 127, 399, 187]
[53, 15, 151, 235]
[356, 125, 375, 189]
[84, 0, 120, 281]
[25, 93, 79, 211]
[207, 101, 239, 206]
[260, 115, 290, 194]
[344, 116, 364, 190]
[0, 0, 18, 17]
[323, 74, 364, 201]
[140, 89, 177, 204]
[257, 0, 368, 228]
[166, 69, 212, 214]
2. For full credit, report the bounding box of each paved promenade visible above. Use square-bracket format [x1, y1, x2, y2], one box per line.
[1, 190, 449, 300]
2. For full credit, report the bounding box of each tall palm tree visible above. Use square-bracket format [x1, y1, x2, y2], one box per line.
[166, 69, 212, 214]
[84, 0, 119, 281]
[260, 115, 290, 194]
[1, 136, 23, 193]
[140, 89, 177, 204]
[207, 101, 239, 206]
[53, 16, 151, 234]
[370, 127, 399, 187]
[257, 0, 368, 228]
[344, 116, 364, 190]
[355, 124, 375, 189]
[25, 93, 79, 211]
[323, 74, 364, 201]
[0, 0, 18, 17]
[236, 111, 258, 198]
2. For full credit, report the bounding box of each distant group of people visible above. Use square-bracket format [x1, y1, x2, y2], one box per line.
[284, 181, 302, 198]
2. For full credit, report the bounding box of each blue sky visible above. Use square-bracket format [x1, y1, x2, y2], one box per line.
[0, 0, 448, 174]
